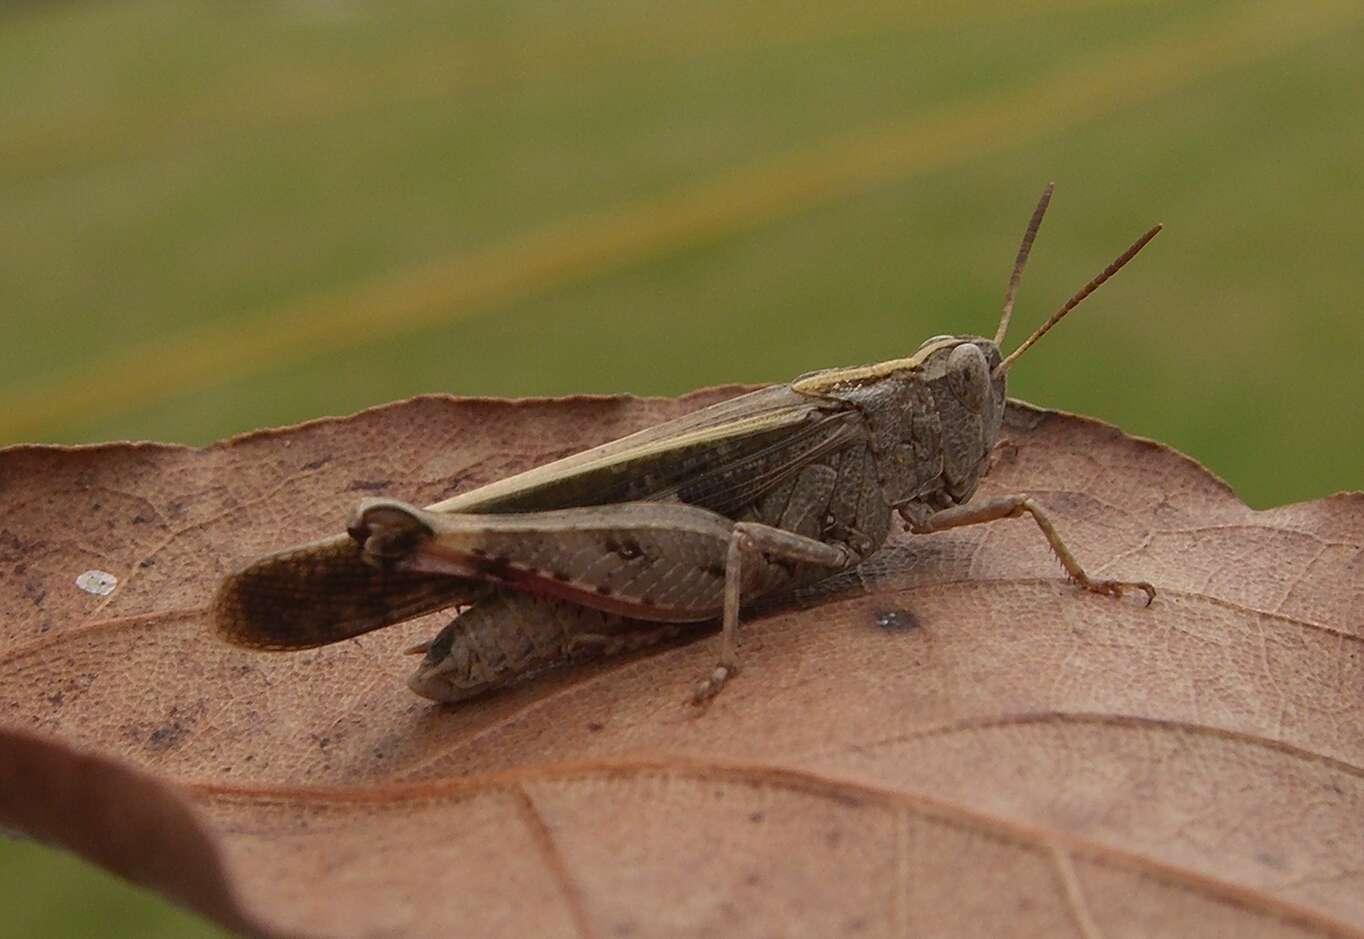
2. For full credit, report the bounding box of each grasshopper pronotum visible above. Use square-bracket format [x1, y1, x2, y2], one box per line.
[214, 185, 1159, 706]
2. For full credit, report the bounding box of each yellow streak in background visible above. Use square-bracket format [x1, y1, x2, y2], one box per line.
[2, 0, 1356, 444]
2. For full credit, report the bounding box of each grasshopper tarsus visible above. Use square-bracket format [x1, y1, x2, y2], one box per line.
[1110, 579, 1157, 607]
[1064, 573, 1157, 607]
[690, 664, 738, 709]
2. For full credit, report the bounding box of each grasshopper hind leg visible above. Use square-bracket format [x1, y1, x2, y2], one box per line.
[407, 590, 687, 704]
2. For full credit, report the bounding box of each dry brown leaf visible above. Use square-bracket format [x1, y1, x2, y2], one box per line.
[1, 389, 1361, 939]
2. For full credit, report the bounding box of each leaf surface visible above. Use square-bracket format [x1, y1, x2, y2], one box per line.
[2, 390, 1361, 938]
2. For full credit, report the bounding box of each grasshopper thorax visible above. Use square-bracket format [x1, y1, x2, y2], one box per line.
[789, 331, 1008, 512]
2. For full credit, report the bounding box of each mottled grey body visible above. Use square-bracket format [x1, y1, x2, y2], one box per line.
[212, 185, 1158, 706]
[397, 338, 1006, 702]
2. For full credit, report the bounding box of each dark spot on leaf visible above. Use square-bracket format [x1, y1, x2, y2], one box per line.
[748, 811, 764, 823]
[302, 458, 329, 471]
[586, 721, 604, 732]
[552, 570, 572, 582]
[703, 562, 726, 579]
[595, 584, 613, 596]
[22, 581, 45, 604]
[139, 558, 155, 569]
[875, 608, 918, 631]
[148, 722, 186, 750]
[0, 531, 31, 554]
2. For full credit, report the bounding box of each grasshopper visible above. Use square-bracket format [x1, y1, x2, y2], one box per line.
[213, 184, 1159, 706]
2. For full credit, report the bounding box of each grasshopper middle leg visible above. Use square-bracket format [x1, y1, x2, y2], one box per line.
[691, 521, 850, 706]
[907, 494, 1155, 604]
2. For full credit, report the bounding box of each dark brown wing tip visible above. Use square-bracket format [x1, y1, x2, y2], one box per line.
[211, 549, 350, 651]
[212, 535, 478, 651]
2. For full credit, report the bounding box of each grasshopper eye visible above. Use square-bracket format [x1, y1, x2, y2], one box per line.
[947, 342, 990, 411]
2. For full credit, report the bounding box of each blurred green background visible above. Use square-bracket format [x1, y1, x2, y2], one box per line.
[2, 0, 1360, 934]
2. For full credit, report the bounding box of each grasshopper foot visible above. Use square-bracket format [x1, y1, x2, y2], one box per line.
[1074, 576, 1156, 607]
[1085, 575, 1151, 605]
[690, 663, 738, 708]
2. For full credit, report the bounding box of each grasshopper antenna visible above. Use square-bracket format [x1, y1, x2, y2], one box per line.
[995, 182, 1055, 346]
[993, 222, 1162, 380]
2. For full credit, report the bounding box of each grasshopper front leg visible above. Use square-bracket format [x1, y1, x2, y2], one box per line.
[907, 495, 1156, 604]
[350, 499, 851, 705]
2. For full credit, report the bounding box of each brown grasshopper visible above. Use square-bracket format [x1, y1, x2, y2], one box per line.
[213, 184, 1159, 706]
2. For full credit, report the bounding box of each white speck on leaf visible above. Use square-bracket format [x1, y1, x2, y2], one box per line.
[75, 570, 117, 596]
